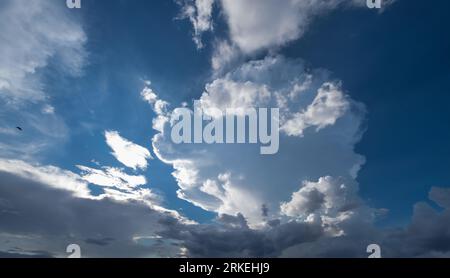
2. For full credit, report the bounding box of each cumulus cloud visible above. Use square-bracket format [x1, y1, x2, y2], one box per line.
[211, 40, 242, 74]
[176, 0, 396, 71]
[159, 213, 323, 257]
[105, 131, 153, 170]
[280, 186, 450, 258]
[280, 176, 370, 237]
[165, 186, 450, 258]
[282, 83, 350, 137]
[219, 0, 394, 54]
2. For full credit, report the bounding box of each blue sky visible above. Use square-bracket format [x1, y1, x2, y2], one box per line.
[1, 0, 450, 258]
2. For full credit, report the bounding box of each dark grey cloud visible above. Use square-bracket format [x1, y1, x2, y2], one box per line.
[2, 167, 450, 258]
[380, 188, 450, 258]
[261, 204, 269, 218]
[85, 238, 115, 247]
[0, 250, 53, 258]
[217, 213, 249, 229]
[0, 170, 180, 258]
[160, 187, 450, 258]
[158, 213, 323, 258]
[283, 186, 450, 258]
[299, 188, 325, 215]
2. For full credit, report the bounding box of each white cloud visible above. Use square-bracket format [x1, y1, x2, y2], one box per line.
[77, 165, 147, 190]
[211, 40, 241, 73]
[141, 85, 170, 133]
[282, 83, 350, 137]
[177, 0, 215, 48]
[76, 165, 169, 211]
[41, 104, 55, 115]
[200, 78, 271, 112]
[0, 159, 90, 198]
[280, 176, 367, 236]
[219, 0, 321, 53]
[0, 158, 157, 208]
[105, 131, 152, 170]
[219, 0, 395, 54]
[78, 128, 190, 223]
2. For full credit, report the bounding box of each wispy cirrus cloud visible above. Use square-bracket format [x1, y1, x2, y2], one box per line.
[77, 166, 147, 190]
[176, 0, 215, 49]
[0, 0, 87, 103]
[0, 0, 87, 159]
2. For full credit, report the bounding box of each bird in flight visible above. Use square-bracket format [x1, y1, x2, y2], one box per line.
[16, 127, 23, 131]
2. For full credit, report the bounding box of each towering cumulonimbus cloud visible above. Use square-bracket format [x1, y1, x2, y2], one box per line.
[149, 55, 368, 231]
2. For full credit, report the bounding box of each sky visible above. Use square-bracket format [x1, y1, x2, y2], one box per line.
[0, 0, 450, 258]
